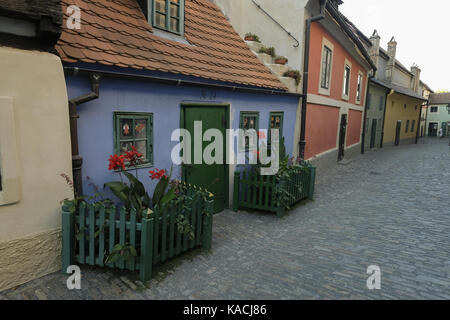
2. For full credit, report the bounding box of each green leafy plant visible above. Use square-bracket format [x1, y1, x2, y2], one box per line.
[104, 243, 137, 264]
[258, 46, 276, 57]
[283, 70, 301, 85]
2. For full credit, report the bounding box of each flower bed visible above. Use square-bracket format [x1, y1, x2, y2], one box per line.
[232, 161, 316, 217]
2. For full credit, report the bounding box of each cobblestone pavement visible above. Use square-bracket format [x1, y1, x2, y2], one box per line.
[1, 138, 449, 300]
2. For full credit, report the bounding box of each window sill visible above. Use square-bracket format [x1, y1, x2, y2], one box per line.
[318, 87, 331, 96]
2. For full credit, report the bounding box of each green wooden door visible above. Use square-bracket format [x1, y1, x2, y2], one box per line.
[182, 105, 228, 213]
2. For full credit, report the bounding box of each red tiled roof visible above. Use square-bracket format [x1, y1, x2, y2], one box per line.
[56, 0, 287, 90]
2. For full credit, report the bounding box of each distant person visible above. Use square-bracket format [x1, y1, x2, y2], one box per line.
[438, 127, 443, 139]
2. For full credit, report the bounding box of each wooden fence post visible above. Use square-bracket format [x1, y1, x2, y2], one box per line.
[232, 171, 240, 212]
[61, 206, 75, 273]
[139, 216, 154, 283]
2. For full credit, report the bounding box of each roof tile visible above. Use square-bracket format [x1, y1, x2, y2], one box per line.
[56, 0, 286, 90]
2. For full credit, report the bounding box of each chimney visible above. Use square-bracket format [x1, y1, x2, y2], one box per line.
[385, 37, 397, 82]
[369, 30, 380, 70]
[410, 64, 421, 93]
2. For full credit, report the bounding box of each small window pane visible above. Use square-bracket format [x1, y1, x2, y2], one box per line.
[156, 0, 167, 12]
[120, 118, 133, 139]
[135, 141, 147, 159]
[155, 13, 166, 28]
[170, 17, 180, 32]
[170, 3, 179, 17]
[120, 141, 134, 155]
[135, 119, 147, 139]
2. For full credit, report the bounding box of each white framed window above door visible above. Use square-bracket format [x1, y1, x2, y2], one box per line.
[318, 37, 334, 96]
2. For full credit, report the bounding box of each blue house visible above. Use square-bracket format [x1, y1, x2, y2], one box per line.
[57, 0, 302, 212]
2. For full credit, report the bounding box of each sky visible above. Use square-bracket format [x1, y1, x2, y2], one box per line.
[340, 0, 450, 92]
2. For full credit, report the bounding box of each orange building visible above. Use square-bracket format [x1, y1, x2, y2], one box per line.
[303, 1, 375, 167]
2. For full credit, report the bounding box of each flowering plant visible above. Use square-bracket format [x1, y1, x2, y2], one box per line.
[105, 148, 151, 214]
[104, 146, 178, 214]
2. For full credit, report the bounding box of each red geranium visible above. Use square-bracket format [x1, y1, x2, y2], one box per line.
[149, 168, 167, 180]
[108, 154, 125, 171]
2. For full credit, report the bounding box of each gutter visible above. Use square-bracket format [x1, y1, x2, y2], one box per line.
[360, 76, 371, 154]
[415, 100, 423, 144]
[64, 66, 305, 98]
[299, 0, 327, 160]
[68, 73, 101, 195]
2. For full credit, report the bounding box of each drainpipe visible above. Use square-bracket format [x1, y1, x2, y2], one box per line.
[415, 102, 422, 144]
[68, 72, 101, 195]
[299, 0, 327, 160]
[360, 78, 371, 154]
[380, 89, 394, 148]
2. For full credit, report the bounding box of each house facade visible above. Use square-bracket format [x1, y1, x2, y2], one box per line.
[365, 33, 430, 147]
[425, 93, 450, 137]
[214, 0, 375, 169]
[0, 1, 73, 291]
[57, 0, 301, 213]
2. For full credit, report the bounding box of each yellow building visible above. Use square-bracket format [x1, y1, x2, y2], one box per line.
[367, 35, 430, 146]
[383, 88, 426, 146]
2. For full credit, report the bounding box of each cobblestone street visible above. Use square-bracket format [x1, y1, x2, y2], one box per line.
[1, 138, 449, 300]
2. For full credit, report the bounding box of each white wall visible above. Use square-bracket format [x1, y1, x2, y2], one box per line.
[0, 46, 73, 291]
[213, 0, 308, 71]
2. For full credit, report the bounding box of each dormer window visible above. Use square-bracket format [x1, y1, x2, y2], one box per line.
[150, 0, 185, 35]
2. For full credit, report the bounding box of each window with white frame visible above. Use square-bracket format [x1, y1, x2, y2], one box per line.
[342, 62, 351, 99]
[430, 106, 438, 113]
[321, 46, 332, 89]
[318, 38, 334, 96]
[356, 72, 363, 103]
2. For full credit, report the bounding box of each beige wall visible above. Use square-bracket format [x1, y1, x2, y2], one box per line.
[0, 46, 73, 291]
[213, 0, 308, 71]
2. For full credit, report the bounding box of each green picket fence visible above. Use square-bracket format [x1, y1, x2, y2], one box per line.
[62, 196, 214, 283]
[232, 164, 316, 217]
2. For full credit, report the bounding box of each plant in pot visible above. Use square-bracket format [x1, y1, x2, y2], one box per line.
[283, 69, 301, 85]
[244, 33, 260, 42]
[274, 56, 288, 65]
[258, 46, 276, 58]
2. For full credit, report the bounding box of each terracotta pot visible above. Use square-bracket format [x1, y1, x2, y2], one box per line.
[275, 58, 288, 65]
[245, 36, 256, 41]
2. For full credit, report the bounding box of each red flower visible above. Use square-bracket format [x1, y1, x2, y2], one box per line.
[149, 168, 167, 180]
[124, 146, 144, 167]
[108, 154, 125, 171]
